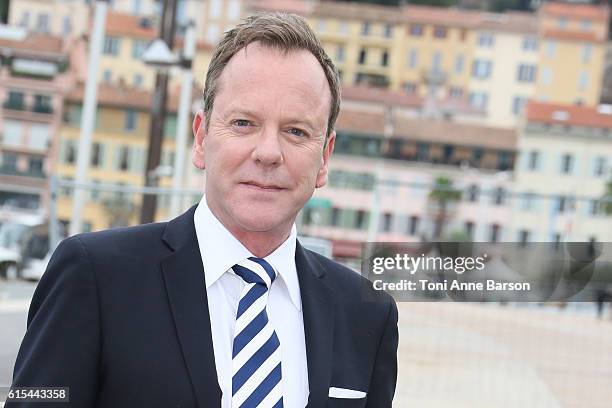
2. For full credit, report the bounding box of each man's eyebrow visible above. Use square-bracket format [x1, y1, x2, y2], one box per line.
[222, 107, 260, 118]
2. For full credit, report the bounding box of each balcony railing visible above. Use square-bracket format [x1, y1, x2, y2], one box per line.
[0, 166, 46, 178]
[32, 104, 53, 114]
[3, 100, 25, 111]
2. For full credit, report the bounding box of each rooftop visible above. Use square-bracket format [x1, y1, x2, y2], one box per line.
[539, 2, 610, 22]
[526, 101, 612, 129]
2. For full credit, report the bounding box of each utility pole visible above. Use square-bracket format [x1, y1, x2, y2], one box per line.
[140, 0, 178, 224]
[69, 0, 107, 236]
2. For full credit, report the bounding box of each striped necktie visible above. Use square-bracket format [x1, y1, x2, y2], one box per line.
[230, 257, 284, 408]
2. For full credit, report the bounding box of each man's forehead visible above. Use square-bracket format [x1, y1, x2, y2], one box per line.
[214, 42, 331, 118]
[218, 42, 330, 96]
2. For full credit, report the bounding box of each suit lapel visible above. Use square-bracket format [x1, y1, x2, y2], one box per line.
[161, 205, 222, 407]
[296, 242, 336, 407]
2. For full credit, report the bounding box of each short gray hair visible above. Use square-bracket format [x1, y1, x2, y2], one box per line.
[203, 12, 341, 138]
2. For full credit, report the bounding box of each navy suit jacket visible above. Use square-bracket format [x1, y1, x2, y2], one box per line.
[8, 205, 398, 407]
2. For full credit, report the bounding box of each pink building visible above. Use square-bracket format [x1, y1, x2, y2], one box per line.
[0, 28, 74, 213]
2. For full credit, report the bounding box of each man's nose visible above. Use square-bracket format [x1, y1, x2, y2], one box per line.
[251, 127, 284, 165]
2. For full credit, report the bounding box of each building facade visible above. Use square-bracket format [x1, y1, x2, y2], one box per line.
[510, 101, 612, 244]
[0, 28, 73, 213]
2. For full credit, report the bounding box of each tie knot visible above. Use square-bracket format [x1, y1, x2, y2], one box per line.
[232, 257, 277, 289]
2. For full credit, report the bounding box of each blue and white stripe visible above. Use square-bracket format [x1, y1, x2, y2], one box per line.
[231, 257, 283, 408]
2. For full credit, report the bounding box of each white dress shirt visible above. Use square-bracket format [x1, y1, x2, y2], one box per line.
[193, 196, 309, 407]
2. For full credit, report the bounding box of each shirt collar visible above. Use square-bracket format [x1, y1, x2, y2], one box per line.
[193, 195, 302, 311]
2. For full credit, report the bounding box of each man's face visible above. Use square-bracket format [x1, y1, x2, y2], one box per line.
[192, 42, 335, 238]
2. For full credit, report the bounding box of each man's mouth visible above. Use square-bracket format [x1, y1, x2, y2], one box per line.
[241, 182, 285, 191]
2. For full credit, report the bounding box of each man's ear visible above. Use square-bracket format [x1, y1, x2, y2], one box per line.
[315, 130, 336, 189]
[192, 110, 206, 169]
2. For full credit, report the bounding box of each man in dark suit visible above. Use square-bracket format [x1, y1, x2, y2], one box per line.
[8, 12, 398, 408]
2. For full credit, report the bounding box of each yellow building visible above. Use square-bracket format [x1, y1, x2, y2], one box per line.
[535, 2, 609, 106]
[8, 0, 90, 37]
[96, 11, 213, 90]
[54, 83, 197, 232]
[251, 0, 610, 128]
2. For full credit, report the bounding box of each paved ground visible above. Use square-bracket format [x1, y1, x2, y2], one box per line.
[395, 302, 612, 408]
[1, 280, 611, 407]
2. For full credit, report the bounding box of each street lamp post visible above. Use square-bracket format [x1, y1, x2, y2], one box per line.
[140, 0, 178, 224]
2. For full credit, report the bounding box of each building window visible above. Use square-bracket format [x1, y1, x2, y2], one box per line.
[416, 143, 429, 161]
[381, 51, 389, 67]
[557, 17, 567, 29]
[361, 21, 370, 36]
[489, 224, 501, 243]
[520, 192, 535, 211]
[578, 71, 589, 91]
[382, 213, 393, 232]
[408, 48, 418, 69]
[522, 36, 538, 51]
[356, 210, 367, 230]
[338, 22, 349, 35]
[556, 195, 569, 213]
[472, 148, 483, 163]
[336, 45, 345, 63]
[383, 23, 393, 38]
[581, 44, 592, 64]
[560, 154, 573, 174]
[545, 41, 556, 58]
[91, 143, 101, 167]
[593, 156, 607, 177]
[1, 153, 17, 172]
[518, 230, 530, 246]
[581, 19, 592, 31]
[449, 87, 463, 99]
[409, 24, 423, 36]
[28, 157, 44, 175]
[493, 187, 505, 206]
[33, 95, 52, 114]
[466, 184, 479, 202]
[5, 91, 25, 110]
[124, 109, 137, 131]
[103, 36, 121, 55]
[512, 96, 526, 116]
[408, 215, 420, 236]
[358, 48, 366, 64]
[103, 69, 112, 83]
[36, 13, 49, 33]
[433, 26, 447, 39]
[119, 146, 130, 171]
[132, 40, 148, 59]
[590, 199, 600, 216]
[465, 221, 474, 239]
[62, 16, 72, 35]
[527, 150, 539, 170]
[477, 32, 494, 47]
[454, 54, 464, 74]
[133, 73, 143, 87]
[432, 51, 442, 72]
[517, 64, 537, 83]
[541, 67, 553, 85]
[472, 59, 492, 79]
[331, 207, 340, 227]
[19, 12, 30, 28]
[316, 19, 326, 32]
[403, 82, 417, 94]
[443, 144, 454, 162]
[64, 141, 76, 164]
[469, 92, 489, 110]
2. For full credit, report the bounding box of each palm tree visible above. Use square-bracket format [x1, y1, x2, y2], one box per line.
[428, 176, 462, 240]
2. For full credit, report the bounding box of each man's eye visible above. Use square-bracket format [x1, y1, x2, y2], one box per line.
[288, 128, 306, 137]
[233, 119, 250, 127]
